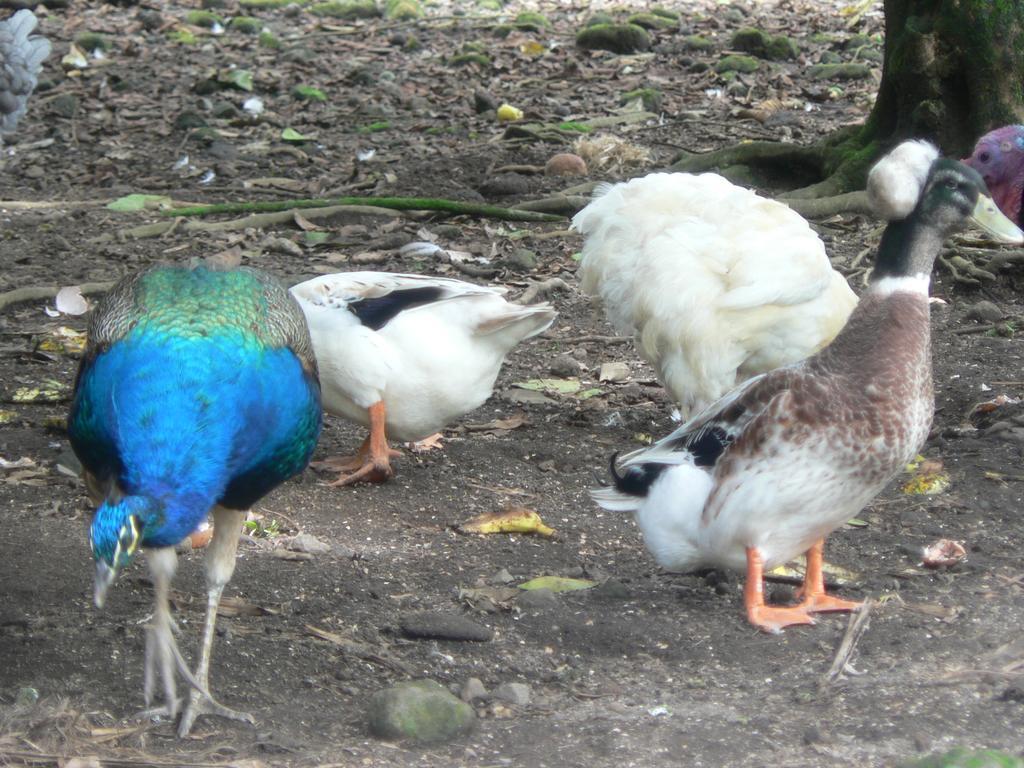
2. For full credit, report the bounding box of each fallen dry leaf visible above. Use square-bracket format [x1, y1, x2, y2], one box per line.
[463, 412, 529, 433]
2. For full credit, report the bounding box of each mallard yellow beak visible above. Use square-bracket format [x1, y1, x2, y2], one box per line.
[94, 560, 117, 608]
[971, 194, 1024, 244]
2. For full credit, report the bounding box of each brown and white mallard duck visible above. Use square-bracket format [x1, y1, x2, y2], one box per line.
[591, 143, 1023, 633]
[291, 272, 556, 485]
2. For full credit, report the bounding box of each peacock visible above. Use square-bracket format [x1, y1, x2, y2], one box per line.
[0, 10, 50, 136]
[290, 272, 556, 486]
[68, 265, 322, 736]
[592, 144, 1024, 633]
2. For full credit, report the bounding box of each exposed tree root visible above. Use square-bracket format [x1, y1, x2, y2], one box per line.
[0, 281, 114, 313]
[669, 128, 881, 218]
[163, 196, 565, 222]
[671, 141, 825, 180]
[102, 205, 408, 242]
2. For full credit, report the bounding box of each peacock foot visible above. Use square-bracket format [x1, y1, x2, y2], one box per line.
[177, 686, 255, 737]
[142, 610, 205, 719]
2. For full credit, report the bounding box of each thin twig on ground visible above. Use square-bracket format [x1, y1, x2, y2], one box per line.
[823, 600, 873, 685]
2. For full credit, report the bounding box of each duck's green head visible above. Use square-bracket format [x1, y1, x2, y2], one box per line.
[921, 159, 1024, 244]
[90, 496, 152, 608]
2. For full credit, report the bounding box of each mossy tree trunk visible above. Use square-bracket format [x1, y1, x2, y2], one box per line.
[674, 0, 1024, 197]
[848, 0, 1024, 172]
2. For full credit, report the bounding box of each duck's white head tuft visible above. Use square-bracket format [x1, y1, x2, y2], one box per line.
[867, 140, 941, 221]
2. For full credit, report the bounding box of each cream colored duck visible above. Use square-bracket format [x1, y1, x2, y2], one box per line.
[592, 144, 1023, 633]
[572, 170, 862, 418]
[291, 272, 556, 485]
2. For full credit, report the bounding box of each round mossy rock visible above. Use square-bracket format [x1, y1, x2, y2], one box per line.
[715, 54, 759, 74]
[807, 62, 872, 80]
[682, 34, 714, 51]
[514, 11, 550, 31]
[310, 0, 380, 19]
[229, 16, 262, 34]
[584, 11, 615, 27]
[620, 87, 662, 112]
[576, 23, 651, 54]
[368, 680, 476, 744]
[628, 12, 676, 30]
[385, 0, 422, 20]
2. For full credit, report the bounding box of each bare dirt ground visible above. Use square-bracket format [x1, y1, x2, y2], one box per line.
[1, 0, 1024, 766]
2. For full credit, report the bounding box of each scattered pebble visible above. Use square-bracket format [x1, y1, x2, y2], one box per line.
[549, 354, 583, 378]
[504, 248, 538, 272]
[490, 568, 515, 585]
[544, 153, 587, 176]
[400, 611, 494, 642]
[367, 679, 476, 744]
[592, 578, 631, 600]
[966, 300, 1002, 323]
[599, 361, 631, 382]
[516, 587, 558, 611]
[287, 532, 332, 554]
[461, 677, 488, 702]
[473, 89, 497, 113]
[493, 682, 531, 707]
[478, 173, 531, 197]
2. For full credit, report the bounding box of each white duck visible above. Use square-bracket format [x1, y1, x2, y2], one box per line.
[572, 171, 858, 417]
[592, 144, 1023, 633]
[291, 272, 556, 485]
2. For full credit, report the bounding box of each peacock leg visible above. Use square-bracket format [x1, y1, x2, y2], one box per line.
[177, 507, 255, 737]
[324, 401, 400, 486]
[140, 547, 204, 719]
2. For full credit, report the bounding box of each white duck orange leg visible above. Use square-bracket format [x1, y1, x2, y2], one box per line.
[744, 547, 815, 634]
[314, 402, 401, 486]
[796, 539, 863, 614]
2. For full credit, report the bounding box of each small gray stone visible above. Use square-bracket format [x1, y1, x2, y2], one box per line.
[598, 361, 631, 382]
[966, 300, 1003, 323]
[461, 677, 488, 702]
[549, 354, 582, 378]
[473, 89, 497, 113]
[592, 578, 631, 600]
[504, 248, 538, 272]
[478, 173, 531, 197]
[287, 533, 332, 554]
[400, 611, 494, 642]
[490, 568, 515, 585]
[211, 100, 239, 119]
[367, 679, 476, 744]
[516, 587, 558, 610]
[493, 682, 531, 707]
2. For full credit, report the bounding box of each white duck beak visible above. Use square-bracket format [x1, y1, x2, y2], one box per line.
[971, 193, 1024, 244]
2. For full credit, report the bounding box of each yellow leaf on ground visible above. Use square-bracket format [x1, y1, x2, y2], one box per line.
[459, 507, 555, 536]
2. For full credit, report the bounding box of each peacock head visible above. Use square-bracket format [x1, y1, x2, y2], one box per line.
[90, 496, 153, 608]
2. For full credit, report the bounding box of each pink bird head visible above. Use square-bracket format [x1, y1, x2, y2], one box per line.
[962, 124, 1024, 224]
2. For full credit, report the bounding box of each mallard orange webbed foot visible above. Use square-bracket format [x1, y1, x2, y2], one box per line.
[796, 539, 864, 615]
[744, 546, 815, 634]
